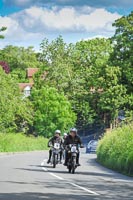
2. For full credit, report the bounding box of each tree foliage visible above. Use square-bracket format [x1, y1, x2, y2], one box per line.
[110, 11, 133, 119]
[0, 27, 7, 39]
[31, 86, 76, 137]
[111, 11, 133, 92]
[0, 45, 41, 82]
[0, 68, 33, 132]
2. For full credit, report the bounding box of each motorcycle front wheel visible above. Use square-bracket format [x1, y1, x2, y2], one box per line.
[53, 154, 57, 168]
[72, 157, 76, 174]
[68, 165, 71, 173]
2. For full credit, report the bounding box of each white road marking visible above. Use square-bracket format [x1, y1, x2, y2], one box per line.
[68, 182, 99, 195]
[42, 167, 48, 171]
[49, 172, 64, 180]
[41, 160, 99, 196]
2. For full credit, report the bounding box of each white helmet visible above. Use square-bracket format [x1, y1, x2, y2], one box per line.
[55, 130, 61, 134]
[64, 133, 67, 136]
[70, 128, 77, 133]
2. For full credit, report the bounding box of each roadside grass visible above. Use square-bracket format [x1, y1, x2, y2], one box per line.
[0, 133, 49, 152]
[97, 123, 133, 176]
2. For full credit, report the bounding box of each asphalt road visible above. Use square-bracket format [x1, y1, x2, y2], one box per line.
[0, 150, 133, 200]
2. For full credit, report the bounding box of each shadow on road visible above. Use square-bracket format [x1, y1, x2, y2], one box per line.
[0, 190, 133, 200]
[0, 192, 100, 200]
[14, 164, 128, 179]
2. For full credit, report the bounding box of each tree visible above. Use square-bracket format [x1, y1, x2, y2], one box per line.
[97, 66, 127, 127]
[39, 36, 74, 92]
[38, 35, 131, 132]
[111, 11, 133, 92]
[0, 27, 7, 39]
[0, 67, 33, 132]
[0, 45, 41, 82]
[69, 38, 113, 130]
[111, 11, 133, 120]
[38, 37, 115, 131]
[31, 86, 76, 137]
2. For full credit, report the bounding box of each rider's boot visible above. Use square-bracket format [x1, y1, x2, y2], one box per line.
[47, 150, 52, 164]
[76, 157, 81, 166]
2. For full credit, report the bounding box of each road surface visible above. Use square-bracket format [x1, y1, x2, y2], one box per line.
[0, 150, 133, 200]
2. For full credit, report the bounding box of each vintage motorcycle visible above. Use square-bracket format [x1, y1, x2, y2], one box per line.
[66, 144, 79, 174]
[50, 142, 62, 168]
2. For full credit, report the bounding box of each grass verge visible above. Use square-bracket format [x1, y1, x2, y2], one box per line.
[0, 133, 48, 152]
[97, 123, 133, 176]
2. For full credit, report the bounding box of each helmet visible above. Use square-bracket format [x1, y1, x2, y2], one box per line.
[55, 130, 61, 135]
[64, 133, 67, 136]
[70, 128, 77, 133]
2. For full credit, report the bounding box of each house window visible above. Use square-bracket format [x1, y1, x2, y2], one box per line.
[23, 86, 31, 97]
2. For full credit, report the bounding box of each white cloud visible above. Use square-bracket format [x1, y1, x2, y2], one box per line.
[81, 35, 109, 41]
[0, 6, 121, 49]
[0, 15, 41, 39]
[11, 6, 121, 32]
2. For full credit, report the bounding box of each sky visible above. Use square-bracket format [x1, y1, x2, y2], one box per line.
[0, 0, 133, 51]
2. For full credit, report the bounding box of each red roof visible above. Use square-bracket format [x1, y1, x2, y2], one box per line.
[18, 83, 33, 91]
[27, 68, 38, 77]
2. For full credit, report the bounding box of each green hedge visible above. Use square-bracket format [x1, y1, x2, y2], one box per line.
[0, 133, 48, 152]
[97, 124, 133, 176]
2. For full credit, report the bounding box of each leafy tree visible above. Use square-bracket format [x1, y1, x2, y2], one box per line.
[0, 45, 41, 82]
[0, 67, 33, 132]
[111, 11, 133, 120]
[31, 86, 76, 137]
[39, 36, 74, 92]
[38, 31, 132, 132]
[97, 66, 127, 127]
[111, 11, 133, 92]
[0, 27, 7, 39]
[69, 38, 113, 129]
[39, 37, 115, 130]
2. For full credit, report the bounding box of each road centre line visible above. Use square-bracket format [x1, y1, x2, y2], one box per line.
[49, 172, 64, 180]
[68, 182, 99, 195]
[41, 160, 99, 196]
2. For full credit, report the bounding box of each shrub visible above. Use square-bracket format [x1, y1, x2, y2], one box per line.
[97, 123, 133, 176]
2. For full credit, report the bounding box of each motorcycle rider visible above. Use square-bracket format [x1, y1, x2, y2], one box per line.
[47, 130, 63, 164]
[63, 132, 68, 142]
[63, 128, 83, 166]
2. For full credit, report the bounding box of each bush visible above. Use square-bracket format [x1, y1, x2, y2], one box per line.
[97, 123, 133, 176]
[0, 133, 48, 152]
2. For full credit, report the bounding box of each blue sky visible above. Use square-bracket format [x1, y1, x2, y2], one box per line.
[0, 0, 132, 51]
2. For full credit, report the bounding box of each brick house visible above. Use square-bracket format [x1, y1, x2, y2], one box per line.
[19, 68, 38, 97]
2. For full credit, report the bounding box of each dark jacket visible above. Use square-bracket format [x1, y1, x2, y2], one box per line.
[48, 136, 63, 147]
[64, 134, 82, 147]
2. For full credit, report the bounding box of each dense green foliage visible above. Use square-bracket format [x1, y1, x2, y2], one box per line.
[97, 123, 133, 176]
[110, 11, 133, 120]
[31, 86, 76, 137]
[0, 45, 41, 82]
[0, 133, 48, 152]
[0, 68, 33, 132]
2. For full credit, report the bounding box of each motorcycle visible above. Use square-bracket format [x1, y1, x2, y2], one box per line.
[66, 144, 79, 174]
[50, 142, 61, 168]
